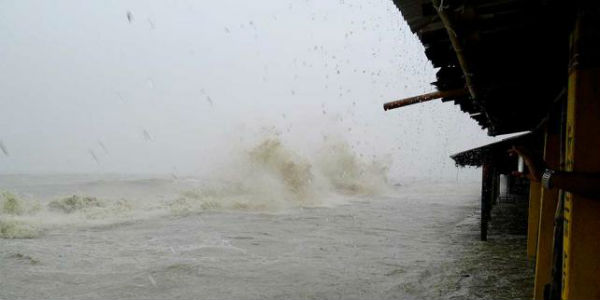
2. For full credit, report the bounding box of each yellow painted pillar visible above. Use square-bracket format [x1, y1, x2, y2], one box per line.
[562, 12, 600, 300]
[533, 129, 560, 300]
[527, 181, 542, 260]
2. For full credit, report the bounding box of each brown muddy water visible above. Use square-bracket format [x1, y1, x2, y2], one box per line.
[0, 175, 532, 299]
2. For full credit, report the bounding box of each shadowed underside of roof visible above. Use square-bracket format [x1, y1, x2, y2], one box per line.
[392, 0, 574, 136]
[450, 132, 540, 168]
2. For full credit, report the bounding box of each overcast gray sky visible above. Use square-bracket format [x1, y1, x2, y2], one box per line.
[0, 0, 496, 180]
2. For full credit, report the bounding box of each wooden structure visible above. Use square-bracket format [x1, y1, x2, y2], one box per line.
[387, 1, 600, 299]
[450, 133, 538, 241]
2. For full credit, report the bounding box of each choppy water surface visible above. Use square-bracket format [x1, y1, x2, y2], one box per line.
[0, 173, 531, 299]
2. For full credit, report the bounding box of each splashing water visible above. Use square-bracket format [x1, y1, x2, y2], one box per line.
[0, 136, 391, 239]
[248, 138, 313, 198]
[170, 136, 391, 213]
[315, 137, 391, 195]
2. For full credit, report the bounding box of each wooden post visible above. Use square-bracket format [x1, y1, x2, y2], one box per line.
[527, 181, 542, 260]
[533, 129, 560, 299]
[481, 163, 492, 241]
[562, 11, 600, 299]
[492, 168, 500, 208]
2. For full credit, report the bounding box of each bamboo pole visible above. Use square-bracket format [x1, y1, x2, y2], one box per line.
[431, 0, 477, 100]
[383, 88, 467, 111]
[431, 0, 496, 133]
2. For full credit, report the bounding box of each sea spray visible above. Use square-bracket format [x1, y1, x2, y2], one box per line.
[0, 219, 39, 239]
[173, 136, 391, 212]
[316, 137, 391, 195]
[48, 195, 104, 213]
[2, 192, 23, 215]
[0, 135, 392, 238]
[248, 138, 313, 199]
[169, 138, 317, 212]
[0, 192, 42, 238]
[0, 193, 135, 239]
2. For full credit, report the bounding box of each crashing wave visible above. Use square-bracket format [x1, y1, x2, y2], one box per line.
[48, 195, 104, 213]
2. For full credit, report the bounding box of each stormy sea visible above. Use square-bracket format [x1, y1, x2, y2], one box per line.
[0, 138, 531, 299]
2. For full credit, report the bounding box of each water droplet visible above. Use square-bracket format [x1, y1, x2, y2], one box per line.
[126, 11, 134, 23]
